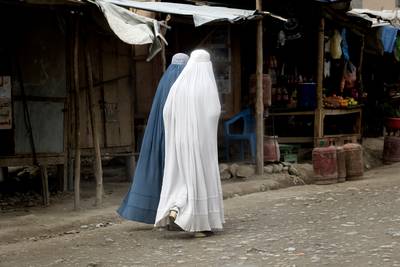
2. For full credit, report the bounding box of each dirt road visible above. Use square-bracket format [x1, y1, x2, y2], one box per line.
[1, 163, 400, 267]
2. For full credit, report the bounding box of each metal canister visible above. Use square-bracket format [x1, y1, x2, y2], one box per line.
[312, 146, 338, 185]
[343, 143, 364, 179]
[336, 146, 346, 182]
[264, 136, 280, 162]
[383, 136, 400, 163]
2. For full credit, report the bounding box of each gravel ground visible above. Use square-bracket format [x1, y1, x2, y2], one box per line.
[0, 163, 400, 267]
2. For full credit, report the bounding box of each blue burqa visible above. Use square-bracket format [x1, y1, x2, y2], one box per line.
[117, 53, 189, 224]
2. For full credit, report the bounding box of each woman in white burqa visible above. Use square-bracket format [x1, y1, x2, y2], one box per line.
[155, 49, 224, 235]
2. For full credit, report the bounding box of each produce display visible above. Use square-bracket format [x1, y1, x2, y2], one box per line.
[323, 95, 358, 108]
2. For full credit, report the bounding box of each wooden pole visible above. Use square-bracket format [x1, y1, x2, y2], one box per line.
[40, 165, 49, 206]
[314, 16, 325, 147]
[161, 42, 166, 72]
[255, 0, 264, 174]
[358, 36, 365, 90]
[63, 97, 70, 192]
[73, 17, 81, 210]
[63, 24, 73, 192]
[85, 40, 104, 207]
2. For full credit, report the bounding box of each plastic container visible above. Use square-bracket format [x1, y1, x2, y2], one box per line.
[312, 146, 338, 185]
[336, 146, 346, 182]
[385, 117, 400, 130]
[298, 83, 316, 109]
[383, 136, 400, 163]
[264, 136, 280, 162]
[385, 118, 400, 136]
[343, 143, 364, 179]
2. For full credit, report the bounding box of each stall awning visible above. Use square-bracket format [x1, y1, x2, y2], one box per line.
[98, 0, 259, 27]
[93, 0, 286, 60]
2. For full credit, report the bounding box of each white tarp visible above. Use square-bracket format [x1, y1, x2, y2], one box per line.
[100, 0, 258, 27]
[347, 9, 399, 27]
[95, 0, 167, 61]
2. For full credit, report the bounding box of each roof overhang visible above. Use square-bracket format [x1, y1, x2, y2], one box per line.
[98, 0, 286, 26]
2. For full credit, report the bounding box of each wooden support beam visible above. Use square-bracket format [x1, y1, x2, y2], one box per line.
[85, 40, 104, 207]
[255, 0, 264, 174]
[63, 34, 72, 192]
[358, 36, 365, 91]
[73, 17, 81, 210]
[57, 164, 64, 192]
[0, 167, 7, 183]
[314, 16, 325, 147]
[40, 165, 50, 206]
[125, 155, 136, 182]
[66, 18, 75, 192]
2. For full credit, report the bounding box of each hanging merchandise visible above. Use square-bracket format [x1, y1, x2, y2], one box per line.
[341, 28, 350, 61]
[117, 53, 189, 224]
[330, 30, 342, 60]
[283, 18, 302, 41]
[155, 49, 224, 233]
[394, 35, 400, 61]
[341, 61, 357, 92]
[325, 39, 331, 53]
[365, 27, 384, 56]
[324, 59, 331, 78]
[379, 25, 398, 53]
[278, 30, 286, 47]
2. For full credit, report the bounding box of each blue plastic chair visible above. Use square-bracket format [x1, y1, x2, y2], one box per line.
[223, 108, 256, 161]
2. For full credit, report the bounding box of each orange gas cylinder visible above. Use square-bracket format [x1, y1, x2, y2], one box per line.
[343, 143, 364, 179]
[336, 146, 346, 182]
[312, 146, 338, 185]
[383, 136, 400, 163]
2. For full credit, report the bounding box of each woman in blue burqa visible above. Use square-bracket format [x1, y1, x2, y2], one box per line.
[117, 53, 189, 224]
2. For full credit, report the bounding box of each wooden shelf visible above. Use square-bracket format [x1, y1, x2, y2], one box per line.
[266, 107, 362, 145]
[268, 110, 315, 116]
[323, 108, 362, 116]
[277, 137, 314, 143]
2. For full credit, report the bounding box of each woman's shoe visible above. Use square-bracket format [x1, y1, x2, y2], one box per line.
[193, 231, 213, 238]
[169, 210, 178, 222]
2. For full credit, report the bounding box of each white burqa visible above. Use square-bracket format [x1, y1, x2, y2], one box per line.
[155, 49, 224, 232]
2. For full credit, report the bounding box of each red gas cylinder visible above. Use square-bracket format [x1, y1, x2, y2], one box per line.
[312, 146, 338, 185]
[343, 143, 364, 179]
[383, 136, 400, 163]
[264, 136, 280, 162]
[336, 146, 346, 182]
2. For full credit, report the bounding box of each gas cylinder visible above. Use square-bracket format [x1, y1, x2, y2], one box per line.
[264, 136, 280, 162]
[383, 136, 400, 163]
[336, 146, 346, 182]
[312, 146, 338, 185]
[343, 143, 364, 179]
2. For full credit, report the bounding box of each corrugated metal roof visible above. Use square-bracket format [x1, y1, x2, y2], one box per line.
[99, 0, 259, 26]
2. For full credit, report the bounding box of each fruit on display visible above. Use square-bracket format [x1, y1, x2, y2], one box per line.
[323, 95, 358, 108]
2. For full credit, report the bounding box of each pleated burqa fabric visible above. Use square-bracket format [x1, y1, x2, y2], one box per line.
[117, 53, 189, 224]
[155, 49, 225, 232]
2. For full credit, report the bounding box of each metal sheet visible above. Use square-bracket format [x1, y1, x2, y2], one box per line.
[14, 101, 64, 154]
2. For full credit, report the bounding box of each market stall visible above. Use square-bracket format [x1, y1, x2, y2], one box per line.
[260, 0, 364, 147]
